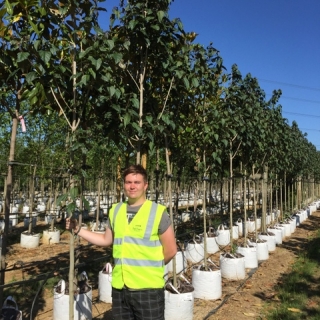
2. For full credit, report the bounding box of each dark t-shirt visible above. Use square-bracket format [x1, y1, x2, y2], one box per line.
[108, 203, 171, 235]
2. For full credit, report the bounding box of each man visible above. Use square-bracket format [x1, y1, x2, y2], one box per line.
[66, 164, 177, 320]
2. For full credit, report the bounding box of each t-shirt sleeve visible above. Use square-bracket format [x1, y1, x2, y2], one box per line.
[159, 210, 171, 235]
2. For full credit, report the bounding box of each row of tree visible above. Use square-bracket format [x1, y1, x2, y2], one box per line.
[1, 0, 319, 314]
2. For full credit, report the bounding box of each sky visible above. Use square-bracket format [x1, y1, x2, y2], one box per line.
[98, 0, 320, 150]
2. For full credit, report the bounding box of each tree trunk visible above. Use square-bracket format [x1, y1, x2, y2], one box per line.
[164, 136, 176, 288]
[229, 149, 233, 245]
[116, 156, 122, 203]
[1, 110, 19, 305]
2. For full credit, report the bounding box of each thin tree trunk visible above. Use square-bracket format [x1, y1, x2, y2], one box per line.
[1, 110, 19, 305]
[116, 156, 122, 203]
[164, 136, 176, 288]
[28, 165, 37, 234]
[229, 144, 233, 245]
[202, 151, 208, 269]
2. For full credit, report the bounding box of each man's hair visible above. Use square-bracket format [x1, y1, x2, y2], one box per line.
[123, 164, 148, 183]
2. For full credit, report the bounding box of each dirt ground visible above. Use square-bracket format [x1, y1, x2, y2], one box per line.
[3, 209, 320, 320]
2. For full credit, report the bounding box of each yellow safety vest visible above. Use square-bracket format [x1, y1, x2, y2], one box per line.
[109, 200, 166, 289]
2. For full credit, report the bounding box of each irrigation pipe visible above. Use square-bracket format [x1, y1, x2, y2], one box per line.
[30, 274, 50, 320]
[0, 254, 111, 289]
[203, 263, 260, 319]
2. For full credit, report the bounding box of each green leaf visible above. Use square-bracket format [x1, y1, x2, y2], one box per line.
[25, 72, 37, 84]
[128, 20, 137, 30]
[29, 19, 40, 35]
[106, 40, 114, 50]
[131, 122, 142, 133]
[33, 40, 40, 51]
[174, 70, 183, 78]
[131, 97, 139, 109]
[17, 52, 29, 63]
[157, 10, 165, 22]
[38, 50, 51, 64]
[96, 58, 102, 70]
[115, 88, 121, 99]
[123, 113, 131, 126]
[183, 77, 190, 89]
[112, 52, 122, 64]
[82, 197, 90, 210]
[5, 0, 13, 15]
[146, 115, 153, 124]
[107, 86, 116, 97]
[80, 74, 90, 86]
[192, 78, 199, 87]
[123, 40, 130, 50]
[222, 139, 228, 147]
[57, 194, 68, 205]
[70, 187, 79, 199]
[66, 202, 76, 215]
[79, 47, 91, 59]
[89, 68, 96, 79]
[29, 95, 38, 105]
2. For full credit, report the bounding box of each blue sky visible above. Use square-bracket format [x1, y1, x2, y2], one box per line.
[98, 0, 320, 149]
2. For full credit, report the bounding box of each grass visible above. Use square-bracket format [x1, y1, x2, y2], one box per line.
[263, 230, 320, 320]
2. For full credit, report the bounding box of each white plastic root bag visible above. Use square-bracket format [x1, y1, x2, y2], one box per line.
[192, 260, 222, 300]
[98, 262, 113, 303]
[185, 236, 204, 263]
[205, 227, 219, 254]
[219, 253, 245, 280]
[258, 232, 276, 252]
[53, 271, 92, 320]
[165, 275, 194, 320]
[236, 245, 258, 269]
[216, 224, 230, 246]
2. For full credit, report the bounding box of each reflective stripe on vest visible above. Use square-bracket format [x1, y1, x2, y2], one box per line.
[114, 257, 163, 267]
[111, 202, 123, 229]
[112, 201, 160, 247]
[113, 236, 161, 246]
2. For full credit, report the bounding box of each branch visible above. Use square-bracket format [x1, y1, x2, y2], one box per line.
[158, 76, 175, 121]
[57, 85, 71, 112]
[72, 117, 81, 133]
[50, 87, 72, 129]
[254, 153, 267, 176]
[127, 138, 135, 149]
[231, 139, 242, 160]
[142, 47, 148, 80]
[126, 69, 140, 91]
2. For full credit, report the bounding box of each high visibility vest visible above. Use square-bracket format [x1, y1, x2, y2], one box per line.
[109, 200, 166, 289]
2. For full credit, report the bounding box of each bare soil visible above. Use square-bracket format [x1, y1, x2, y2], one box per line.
[3, 210, 320, 320]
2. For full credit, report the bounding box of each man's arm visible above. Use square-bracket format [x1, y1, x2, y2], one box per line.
[159, 224, 177, 265]
[66, 217, 113, 247]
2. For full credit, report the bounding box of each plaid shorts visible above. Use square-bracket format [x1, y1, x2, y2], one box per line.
[112, 286, 165, 320]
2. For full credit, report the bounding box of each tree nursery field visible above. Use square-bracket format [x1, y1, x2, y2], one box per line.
[2, 209, 320, 320]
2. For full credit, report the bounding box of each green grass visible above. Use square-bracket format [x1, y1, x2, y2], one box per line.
[263, 230, 320, 320]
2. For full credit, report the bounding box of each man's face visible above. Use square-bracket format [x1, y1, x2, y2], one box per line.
[124, 173, 148, 202]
